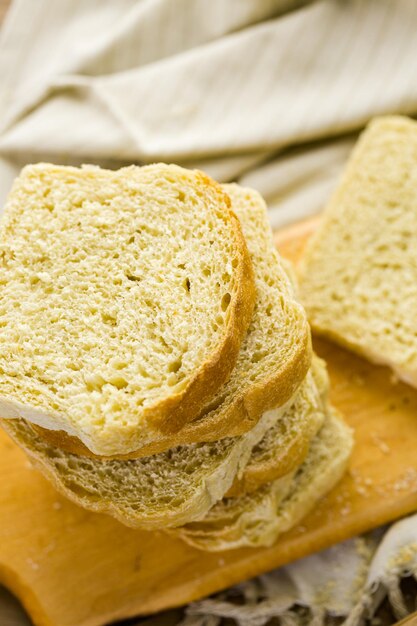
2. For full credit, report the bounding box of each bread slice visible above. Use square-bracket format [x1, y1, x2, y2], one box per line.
[174, 410, 353, 551]
[39, 183, 311, 460]
[1, 360, 325, 529]
[299, 116, 417, 387]
[226, 354, 327, 497]
[0, 163, 255, 456]
[0, 403, 282, 529]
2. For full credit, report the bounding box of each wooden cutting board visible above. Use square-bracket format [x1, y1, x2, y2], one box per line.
[1, 216, 417, 626]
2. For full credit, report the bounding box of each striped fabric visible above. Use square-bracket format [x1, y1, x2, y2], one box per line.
[0, 0, 417, 227]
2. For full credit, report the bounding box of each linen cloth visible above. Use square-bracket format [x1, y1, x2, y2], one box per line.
[1, 1, 417, 624]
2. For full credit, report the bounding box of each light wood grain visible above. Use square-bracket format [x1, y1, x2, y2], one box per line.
[0, 217, 417, 626]
[395, 613, 417, 626]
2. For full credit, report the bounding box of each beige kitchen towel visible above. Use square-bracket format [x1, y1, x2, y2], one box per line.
[1, 0, 417, 228]
[1, 1, 417, 625]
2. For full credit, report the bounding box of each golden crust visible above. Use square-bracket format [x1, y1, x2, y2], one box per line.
[32, 327, 311, 460]
[1, 166, 256, 455]
[225, 392, 323, 498]
[226, 354, 327, 497]
[173, 410, 353, 551]
[129, 174, 256, 436]
[31, 175, 257, 455]
[25, 178, 312, 459]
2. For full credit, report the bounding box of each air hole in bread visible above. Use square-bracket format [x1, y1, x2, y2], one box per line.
[112, 360, 128, 370]
[101, 312, 117, 326]
[168, 358, 182, 374]
[251, 350, 267, 364]
[85, 374, 106, 392]
[126, 274, 141, 283]
[221, 293, 231, 312]
[108, 376, 128, 390]
[195, 391, 227, 419]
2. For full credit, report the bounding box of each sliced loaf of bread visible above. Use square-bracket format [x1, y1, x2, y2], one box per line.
[0, 403, 286, 529]
[299, 116, 417, 387]
[0, 163, 255, 456]
[41, 183, 311, 460]
[174, 410, 353, 551]
[1, 360, 324, 529]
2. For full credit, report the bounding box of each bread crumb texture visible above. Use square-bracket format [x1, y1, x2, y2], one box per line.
[50, 183, 311, 459]
[174, 410, 353, 551]
[0, 163, 253, 454]
[226, 354, 327, 497]
[1, 395, 285, 529]
[0, 362, 324, 529]
[300, 116, 417, 385]
[214, 185, 310, 420]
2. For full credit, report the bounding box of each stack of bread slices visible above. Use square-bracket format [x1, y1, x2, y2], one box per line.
[0, 163, 352, 551]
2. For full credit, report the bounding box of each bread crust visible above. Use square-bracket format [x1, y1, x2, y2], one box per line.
[226, 354, 326, 496]
[145, 173, 256, 434]
[173, 411, 353, 551]
[0, 165, 256, 455]
[31, 180, 312, 459]
[225, 387, 323, 497]
[31, 329, 311, 459]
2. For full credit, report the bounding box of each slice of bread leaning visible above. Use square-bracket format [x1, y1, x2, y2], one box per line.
[173, 410, 353, 551]
[1, 361, 323, 529]
[299, 116, 417, 388]
[225, 354, 327, 497]
[0, 163, 256, 456]
[41, 183, 311, 460]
